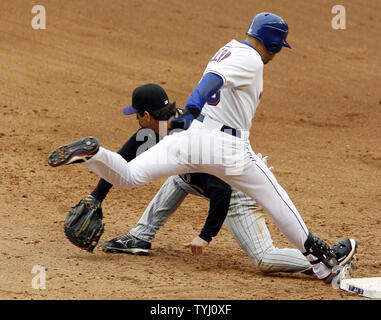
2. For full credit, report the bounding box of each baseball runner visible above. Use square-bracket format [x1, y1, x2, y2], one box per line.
[49, 12, 357, 284]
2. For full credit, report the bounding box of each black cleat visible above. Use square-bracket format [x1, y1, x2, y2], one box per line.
[101, 234, 151, 255]
[323, 238, 357, 284]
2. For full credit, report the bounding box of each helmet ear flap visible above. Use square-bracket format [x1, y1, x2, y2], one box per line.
[270, 42, 282, 53]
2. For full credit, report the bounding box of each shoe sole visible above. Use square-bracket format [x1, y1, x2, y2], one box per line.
[324, 238, 357, 284]
[48, 136, 99, 167]
[101, 246, 151, 256]
[330, 259, 357, 289]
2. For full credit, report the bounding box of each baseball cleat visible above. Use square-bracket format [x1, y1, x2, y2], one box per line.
[48, 136, 99, 167]
[323, 238, 357, 284]
[329, 258, 358, 289]
[101, 234, 151, 255]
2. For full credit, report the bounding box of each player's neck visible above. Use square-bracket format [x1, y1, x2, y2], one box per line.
[244, 36, 259, 51]
[244, 36, 271, 64]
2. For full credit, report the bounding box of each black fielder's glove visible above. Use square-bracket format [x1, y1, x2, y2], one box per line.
[64, 195, 104, 252]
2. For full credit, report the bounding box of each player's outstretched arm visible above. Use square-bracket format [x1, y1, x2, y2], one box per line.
[184, 175, 232, 255]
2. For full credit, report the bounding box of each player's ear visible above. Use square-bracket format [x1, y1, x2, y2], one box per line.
[143, 111, 151, 120]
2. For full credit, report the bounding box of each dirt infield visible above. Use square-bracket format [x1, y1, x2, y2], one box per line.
[0, 0, 380, 300]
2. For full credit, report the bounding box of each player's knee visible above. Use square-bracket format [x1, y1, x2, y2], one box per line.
[258, 260, 274, 273]
[243, 250, 273, 273]
[247, 254, 275, 273]
[257, 247, 277, 273]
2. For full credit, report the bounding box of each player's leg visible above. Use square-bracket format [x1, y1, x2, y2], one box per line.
[224, 187, 312, 274]
[102, 175, 189, 254]
[90, 136, 150, 202]
[223, 146, 356, 281]
[129, 175, 189, 242]
[128, 175, 206, 240]
[83, 131, 194, 189]
[193, 135, 311, 255]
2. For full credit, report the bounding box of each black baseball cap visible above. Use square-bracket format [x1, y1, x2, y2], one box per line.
[122, 83, 170, 115]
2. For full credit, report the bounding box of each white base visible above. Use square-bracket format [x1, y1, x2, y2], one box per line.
[340, 277, 381, 299]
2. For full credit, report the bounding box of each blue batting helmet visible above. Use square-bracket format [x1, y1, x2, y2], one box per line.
[246, 12, 291, 54]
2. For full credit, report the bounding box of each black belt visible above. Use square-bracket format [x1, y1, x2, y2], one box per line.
[196, 115, 241, 138]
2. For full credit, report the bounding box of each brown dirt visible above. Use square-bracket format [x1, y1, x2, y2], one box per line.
[0, 0, 380, 301]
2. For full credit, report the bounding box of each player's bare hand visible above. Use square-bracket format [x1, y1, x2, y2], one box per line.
[184, 236, 209, 255]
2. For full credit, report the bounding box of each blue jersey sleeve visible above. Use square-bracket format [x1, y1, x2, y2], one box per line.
[185, 72, 223, 112]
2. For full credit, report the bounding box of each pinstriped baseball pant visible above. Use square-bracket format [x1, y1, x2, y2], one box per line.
[129, 175, 311, 274]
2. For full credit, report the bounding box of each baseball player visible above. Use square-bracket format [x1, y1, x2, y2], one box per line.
[49, 12, 357, 283]
[80, 83, 313, 275]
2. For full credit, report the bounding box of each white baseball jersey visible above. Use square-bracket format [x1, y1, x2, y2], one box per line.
[201, 40, 264, 132]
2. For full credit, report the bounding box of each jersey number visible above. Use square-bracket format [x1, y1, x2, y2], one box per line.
[207, 90, 221, 106]
[210, 48, 231, 63]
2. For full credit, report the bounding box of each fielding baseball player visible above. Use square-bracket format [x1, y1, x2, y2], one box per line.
[49, 12, 357, 283]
